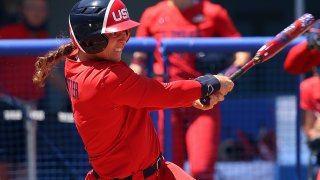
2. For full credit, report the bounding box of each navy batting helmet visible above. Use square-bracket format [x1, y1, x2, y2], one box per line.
[69, 0, 139, 54]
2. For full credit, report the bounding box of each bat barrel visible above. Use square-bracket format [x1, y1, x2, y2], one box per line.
[257, 13, 315, 62]
[230, 13, 315, 81]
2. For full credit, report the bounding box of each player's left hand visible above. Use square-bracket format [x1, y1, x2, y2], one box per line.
[193, 92, 225, 110]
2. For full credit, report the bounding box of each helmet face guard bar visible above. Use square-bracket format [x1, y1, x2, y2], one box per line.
[69, 0, 139, 54]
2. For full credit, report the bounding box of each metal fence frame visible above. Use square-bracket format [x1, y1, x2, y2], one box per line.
[0, 37, 304, 180]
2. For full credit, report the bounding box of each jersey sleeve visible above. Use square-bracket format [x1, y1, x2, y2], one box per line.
[284, 41, 320, 74]
[103, 63, 201, 108]
[300, 79, 313, 110]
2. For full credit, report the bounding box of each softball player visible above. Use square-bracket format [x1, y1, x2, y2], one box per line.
[129, 0, 250, 179]
[32, 0, 234, 179]
[284, 21, 320, 74]
[284, 19, 320, 180]
[0, 0, 49, 101]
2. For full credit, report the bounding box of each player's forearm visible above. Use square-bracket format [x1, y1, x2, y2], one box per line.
[154, 80, 203, 108]
[109, 72, 202, 108]
[303, 110, 319, 139]
[284, 41, 320, 74]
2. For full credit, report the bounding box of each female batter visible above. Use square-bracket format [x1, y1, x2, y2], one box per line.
[33, 0, 234, 179]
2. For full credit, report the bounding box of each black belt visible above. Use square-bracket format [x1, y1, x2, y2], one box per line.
[93, 154, 163, 180]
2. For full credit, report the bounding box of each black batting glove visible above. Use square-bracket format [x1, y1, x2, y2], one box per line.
[306, 19, 320, 50]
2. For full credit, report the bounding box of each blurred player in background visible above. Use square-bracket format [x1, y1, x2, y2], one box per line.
[284, 19, 320, 180]
[0, 0, 49, 178]
[0, 0, 20, 26]
[32, 0, 234, 179]
[0, 0, 49, 102]
[129, 0, 250, 179]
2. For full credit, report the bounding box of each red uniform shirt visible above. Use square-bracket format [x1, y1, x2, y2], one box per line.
[300, 76, 320, 112]
[284, 41, 320, 74]
[64, 51, 202, 178]
[0, 23, 49, 100]
[136, 1, 241, 80]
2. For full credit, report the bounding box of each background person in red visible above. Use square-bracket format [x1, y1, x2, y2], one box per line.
[129, 0, 250, 179]
[0, 0, 49, 178]
[0, 0, 49, 102]
[32, 0, 234, 179]
[284, 19, 320, 180]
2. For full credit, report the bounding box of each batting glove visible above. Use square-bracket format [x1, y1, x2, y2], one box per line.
[306, 19, 320, 50]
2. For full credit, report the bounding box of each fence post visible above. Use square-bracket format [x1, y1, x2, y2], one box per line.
[25, 105, 37, 180]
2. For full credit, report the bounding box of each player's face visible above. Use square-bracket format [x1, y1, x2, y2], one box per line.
[23, 0, 48, 27]
[97, 31, 128, 62]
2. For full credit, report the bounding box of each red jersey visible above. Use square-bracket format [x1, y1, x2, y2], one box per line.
[284, 41, 320, 74]
[136, 1, 241, 80]
[0, 23, 49, 100]
[64, 51, 202, 178]
[300, 76, 320, 112]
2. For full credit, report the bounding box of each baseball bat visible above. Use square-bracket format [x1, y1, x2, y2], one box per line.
[201, 13, 315, 106]
[230, 13, 315, 81]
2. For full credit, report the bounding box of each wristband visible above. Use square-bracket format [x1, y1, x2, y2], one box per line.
[195, 75, 221, 97]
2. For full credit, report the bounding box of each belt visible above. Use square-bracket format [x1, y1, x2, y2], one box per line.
[93, 154, 163, 180]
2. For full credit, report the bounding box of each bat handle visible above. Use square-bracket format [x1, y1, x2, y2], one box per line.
[229, 68, 246, 82]
[229, 59, 257, 81]
[200, 96, 210, 106]
[200, 68, 245, 106]
[200, 59, 256, 106]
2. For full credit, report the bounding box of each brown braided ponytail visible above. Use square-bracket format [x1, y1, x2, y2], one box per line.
[33, 42, 76, 87]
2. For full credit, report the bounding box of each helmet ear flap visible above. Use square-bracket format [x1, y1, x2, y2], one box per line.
[79, 34, 109, 54]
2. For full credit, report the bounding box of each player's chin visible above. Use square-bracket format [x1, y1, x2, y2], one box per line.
[109, 54, 122, 62]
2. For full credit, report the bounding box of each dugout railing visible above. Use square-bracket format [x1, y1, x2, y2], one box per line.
[0, 37, 305, 180]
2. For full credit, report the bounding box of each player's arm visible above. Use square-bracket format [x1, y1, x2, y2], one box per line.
[284, 40, 320, 74]
[129, 8, 152, 75]
[214, 8, 251, 76]
[300, 78, 319, 140]
[284, 20, 320, 74]
[302, 110, 319, 140]
[105, 64, 233, 109]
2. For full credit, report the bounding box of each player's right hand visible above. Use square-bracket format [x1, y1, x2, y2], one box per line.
[213, 75, 234, 95]
[195, 75, 234, 109]
[306, 19, 320, 50]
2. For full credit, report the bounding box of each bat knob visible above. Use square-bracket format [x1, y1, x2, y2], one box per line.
[200, 96, 210, 106]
